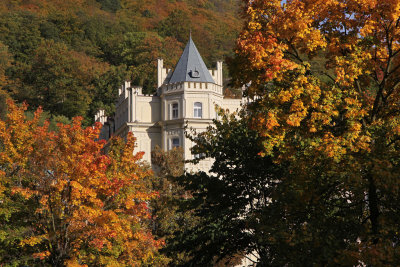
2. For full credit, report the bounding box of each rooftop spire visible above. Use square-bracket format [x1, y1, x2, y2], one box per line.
[168, 35, 215, 84]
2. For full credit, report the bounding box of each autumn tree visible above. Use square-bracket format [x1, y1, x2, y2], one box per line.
[150, 146, 201, 265]
[229, 0, 400, 264]
[0, 100, 161, 266]
[0, 0, 242, 121]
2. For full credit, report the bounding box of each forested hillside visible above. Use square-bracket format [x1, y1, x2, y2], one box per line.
[0, 0, 242, 124]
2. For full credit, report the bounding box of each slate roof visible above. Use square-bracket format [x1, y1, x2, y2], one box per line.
[168, 35, 215, 84]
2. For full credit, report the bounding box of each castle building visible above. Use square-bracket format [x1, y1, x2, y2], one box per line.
[95, 36, 256, 266]
[95, 36, 243, 172]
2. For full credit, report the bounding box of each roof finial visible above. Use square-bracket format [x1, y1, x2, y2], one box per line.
[189, 29, 192, 40]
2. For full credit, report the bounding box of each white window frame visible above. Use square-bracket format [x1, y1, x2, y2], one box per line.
[194, 102, 202, 118]
[171, 102, 179, 119]
[170, 137, 180, 149]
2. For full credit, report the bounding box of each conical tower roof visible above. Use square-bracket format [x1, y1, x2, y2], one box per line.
[168, 35, 215, 84]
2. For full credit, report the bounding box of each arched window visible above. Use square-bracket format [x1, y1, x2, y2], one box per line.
[171, 103, 178, 119]
[194, 102, 202, 118]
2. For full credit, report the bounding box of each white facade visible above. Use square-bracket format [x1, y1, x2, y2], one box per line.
[95, 37, 243, 172]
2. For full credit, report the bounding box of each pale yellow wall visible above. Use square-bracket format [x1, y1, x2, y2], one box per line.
[109, 59, 243, 173]
[221, 99, 242, 114]
[185, 96, 210, 118]
[128, 125, 161, 163]
[186, 160, 214, 173]
[133, 96, 161, 123]
[183, 82, 223, 95]
[115, 97, 129, 130]
[113, 91, 242, 171]
[184, 129, 214, 174]
[183, 91, 223, 119]
[100, 54, 245, 174]
[163, 94, 184, 121]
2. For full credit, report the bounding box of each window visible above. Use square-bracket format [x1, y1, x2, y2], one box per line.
[194, 153, 206, 159]
[194, 102, 202, 118]
[171, 137, 180, 148]
[171, 103, 178, 119]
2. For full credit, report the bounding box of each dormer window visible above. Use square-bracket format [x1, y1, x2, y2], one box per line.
[194, 102, 202, 118]
[189, 68, 200, 78]
[168, 36, 217, 84]
[171, 103, 178, 119]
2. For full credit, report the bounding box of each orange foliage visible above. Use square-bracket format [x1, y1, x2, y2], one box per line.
[0, 100, 161, 265]
[235, 0, 400, 264]
[237, 0, 400, 162]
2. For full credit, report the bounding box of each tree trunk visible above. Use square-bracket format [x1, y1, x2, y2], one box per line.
[367, 171, 379, 243]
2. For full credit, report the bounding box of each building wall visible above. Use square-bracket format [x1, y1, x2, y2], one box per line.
[128, 124, 162, 163]
[95, 59, 244, 172]
[134, 95, 161, 123]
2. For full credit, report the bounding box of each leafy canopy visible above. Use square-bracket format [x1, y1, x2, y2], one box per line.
[0, 100, 161, 266]
[171, 109, 284, 266]
[0, 0, 242, 123]
[230, 0, 400, 264]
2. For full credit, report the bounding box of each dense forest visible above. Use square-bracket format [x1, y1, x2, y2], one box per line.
[2, 0, 400, 266]
[0, 0, 242, 124]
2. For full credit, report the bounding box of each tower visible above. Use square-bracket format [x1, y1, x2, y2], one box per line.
[96, 35, 242, 172]
[157, 35, 226, 171]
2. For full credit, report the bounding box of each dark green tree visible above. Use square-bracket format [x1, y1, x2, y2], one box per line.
[150, 146, 199, 265]
[14, 40, 108, 122]
[157, 10, 191, 44]
[117, 32, 180, 95]
[170, 109, 283, 265]
[171, 106, 369, 266]
[89, 65, 128, 122]
[0, 11, 42, 63]
[96, 0, 121, 12]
